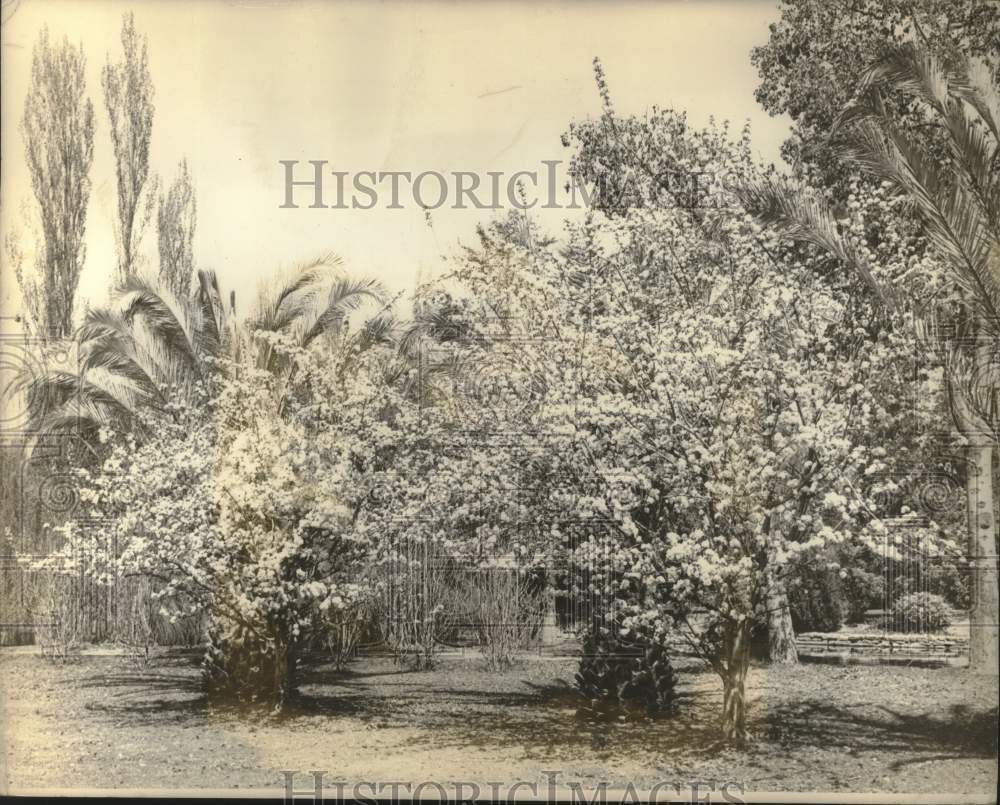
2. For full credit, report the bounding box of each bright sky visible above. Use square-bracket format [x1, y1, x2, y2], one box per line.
[0, 0, 791, 325]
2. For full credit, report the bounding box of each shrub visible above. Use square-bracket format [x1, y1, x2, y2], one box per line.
[829, 543, 886, 624]
[574, 629, 678, 716]
[893, 592, 951, 632]
[323, 602, 371, 671]
[475, 567, 543, 672]
[924, 561, 971, 611]
[29, 573, 81, 663]
[370, 547, 457, 670]
[839, 566, 885, 624]
[113, 577, 154, 669]
[789, 567, 845, 633]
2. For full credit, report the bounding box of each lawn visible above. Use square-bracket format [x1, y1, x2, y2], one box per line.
[1, 649, 997, 797]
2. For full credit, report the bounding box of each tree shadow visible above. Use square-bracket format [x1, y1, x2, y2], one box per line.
[297, 664, 429, 686]
[82, 693, 208, 725]
[760, 698, 999, 766]
[286, 658, 729, 761]
[60, 656, 210, 726]
[55, 652, 997, 773]
[316, 673, 728, 761]
[74, 672, 203, 692]
[280, 691, 395, 721]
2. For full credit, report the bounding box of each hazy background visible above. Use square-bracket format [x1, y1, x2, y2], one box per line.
[0, 0, 791, 324]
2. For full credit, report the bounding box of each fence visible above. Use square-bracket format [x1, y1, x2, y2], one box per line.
[0, 553, 202, 649]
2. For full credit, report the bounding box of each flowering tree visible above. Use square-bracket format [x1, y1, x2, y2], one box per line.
[446, 103, 947, 741]
[743, 43, 1000, 671]
[57, 315, 425, 708]
[353, 282, 566, 667]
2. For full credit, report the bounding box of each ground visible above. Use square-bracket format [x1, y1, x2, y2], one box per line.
[1, 649, 997, 797]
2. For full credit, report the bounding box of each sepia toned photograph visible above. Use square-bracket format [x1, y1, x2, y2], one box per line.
[1, 0, 998, 801]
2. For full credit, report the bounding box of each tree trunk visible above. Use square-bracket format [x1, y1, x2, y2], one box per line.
[720, 617, 752, 744]
[966, 443, 1000, 675]
[948, 308, 1000, 675]
[272, 637, 297, 710]
[766, 571, 798, 664]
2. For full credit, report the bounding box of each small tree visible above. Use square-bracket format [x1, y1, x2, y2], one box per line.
[61, 339, 390, 709]
[476, 565, 543, 671]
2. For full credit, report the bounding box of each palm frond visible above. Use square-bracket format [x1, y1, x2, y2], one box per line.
[835, 43, 999, 237]
[735, 176, 895, 310]
[840, 120, 999, 320]
[300, 276, 385, 348]
[253, 254, 345, 334]
[30, 397, 115, 442]
[115, 277, 201, 374]
[394, 314, 449, 362]
[78, 310, 168, 397]
[274, 253, 343, 311]
[355, 312, 399, 353]
[952, 58, 1000, 144]
[194, 269, 226, 358]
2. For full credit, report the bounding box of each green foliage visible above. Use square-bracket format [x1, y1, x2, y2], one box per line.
[575, 630, 678, 716]
[894, 592, 952, 632]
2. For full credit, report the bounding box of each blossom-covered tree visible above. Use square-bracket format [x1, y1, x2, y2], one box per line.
[33, 257, 403, 707]
[445, 99, 949, 740]
[59, 320, 414, 707]
[743, 43, 1000, 673]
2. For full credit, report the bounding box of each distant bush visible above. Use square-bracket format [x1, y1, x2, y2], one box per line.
[923, 562, 971, 611]
[894, 592, 951, 632]
[839, 567, 885, 624]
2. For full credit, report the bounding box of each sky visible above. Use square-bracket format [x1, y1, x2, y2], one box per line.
[0, 0, 792, 326]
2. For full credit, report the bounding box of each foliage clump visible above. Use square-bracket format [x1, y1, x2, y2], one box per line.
[789, 565, 845, 633]
[893, 592, 952, 633]
[575, 629, 679, 717]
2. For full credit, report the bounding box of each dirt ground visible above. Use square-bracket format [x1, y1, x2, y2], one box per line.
[1, 649, 996, 798]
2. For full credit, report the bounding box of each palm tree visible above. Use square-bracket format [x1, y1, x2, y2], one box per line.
[21, 255, 388, 446]
[739, 43, 999, 673]
[247, 253, 388, 376]
[20, 268, 228, 444]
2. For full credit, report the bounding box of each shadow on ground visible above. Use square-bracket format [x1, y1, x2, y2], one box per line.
[761, 699, 999, 767]
[288, 661, 729, 760]
[53, 654, 999, 772]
